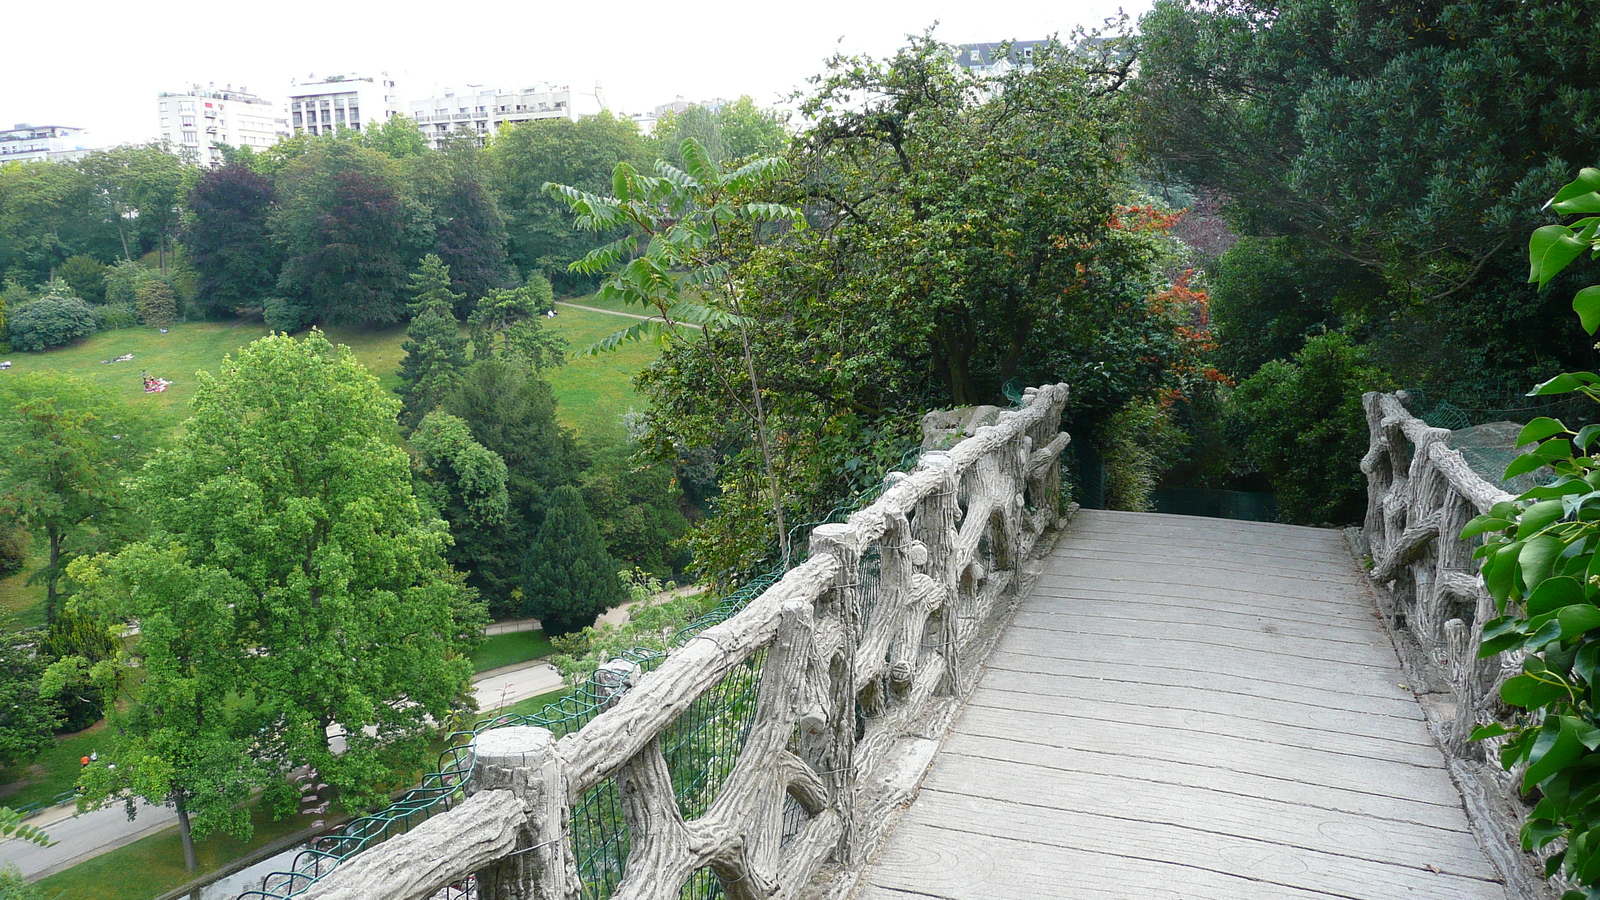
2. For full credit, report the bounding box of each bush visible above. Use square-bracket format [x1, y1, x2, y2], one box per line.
[263, 296, 314, 332]
[6, 294, 98, 351]
[134, 279, 177, 327]
[0, 527, 27, 577]
[94, 303, 138, 331]
[1098, 398, 1188, 512]
[1228, 331, 1393, 525]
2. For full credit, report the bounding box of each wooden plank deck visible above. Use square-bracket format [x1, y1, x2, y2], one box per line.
[853, 509, 1508, 900]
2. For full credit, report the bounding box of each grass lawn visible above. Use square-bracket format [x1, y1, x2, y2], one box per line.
[0, 547, 47, 629]
[469, 630, 556, 673]
[31, 795, 311, 900]
[0, 723, 105, 811]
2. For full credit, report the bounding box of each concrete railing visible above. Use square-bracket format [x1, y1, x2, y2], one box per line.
[299, 384, 1073, 900]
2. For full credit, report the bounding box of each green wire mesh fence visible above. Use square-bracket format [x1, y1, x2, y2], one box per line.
[237, 438, 928, 900]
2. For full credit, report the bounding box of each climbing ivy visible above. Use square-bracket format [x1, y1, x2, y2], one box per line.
[1469, 169, 1600, 896]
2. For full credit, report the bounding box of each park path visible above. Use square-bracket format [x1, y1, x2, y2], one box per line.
[853, 510, 1508, 900]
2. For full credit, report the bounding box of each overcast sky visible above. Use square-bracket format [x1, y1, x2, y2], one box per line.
[6, 0, 1152, 147]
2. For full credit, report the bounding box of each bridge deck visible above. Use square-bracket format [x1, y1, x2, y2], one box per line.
[854, 509, 1507, 900]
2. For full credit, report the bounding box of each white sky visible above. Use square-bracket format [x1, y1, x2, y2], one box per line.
[5, 0, 1151, 147]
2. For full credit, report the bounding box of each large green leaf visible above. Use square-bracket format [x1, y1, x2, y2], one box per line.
[1522, 534, 1567, 590]
[1461, 515, 1513, 539]
[1522, 417, 1571, 446]
[1519, 499, 1570, 539]
[1575, 286, 1600, 335]
[1559, 604, 1600, 639]
[1503, 672, 1573, 708]
[1551, 168, 1600, 206]
[1533, 373, 1600, 396]
[1525, 717, 1590, 789]
[1531, 225, 1588, 286]
[1529, 577, 1590, 615]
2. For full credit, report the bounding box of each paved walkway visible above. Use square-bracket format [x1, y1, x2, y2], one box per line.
[854, 510, 1507, 900]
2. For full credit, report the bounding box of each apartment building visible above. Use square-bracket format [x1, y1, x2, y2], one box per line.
[0, 124, 95, 164]
[286, 73, 401, 137]
[406, 83, 604, 148]
[955, 40, 1049, 77]
[157, 85, 286, 165]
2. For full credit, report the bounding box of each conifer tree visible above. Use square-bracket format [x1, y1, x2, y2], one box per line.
[520, 485, 623, 634]
[397, 255, 468, 431]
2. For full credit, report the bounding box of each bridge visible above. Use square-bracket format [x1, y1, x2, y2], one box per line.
[252, 385, 1541, 900]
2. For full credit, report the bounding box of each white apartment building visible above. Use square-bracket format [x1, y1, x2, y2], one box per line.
[406, 84, 604, 148]
[157, 85, 287, 166]
[0, 124, 95, 164]
[286, 73, 400, 137]
[955, 41, 1049, 77]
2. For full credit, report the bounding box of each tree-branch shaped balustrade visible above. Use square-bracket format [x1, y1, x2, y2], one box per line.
[299, 383, 1071, 900]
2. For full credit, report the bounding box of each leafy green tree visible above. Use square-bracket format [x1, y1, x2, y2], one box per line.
[0, 631, 60, 767]
[37, 604, 118, 732]
[0, 373, 153, 620]
[75, 145, 187, 272]
[521, 484, 623, 634]
[72, 332, 478, 869]
[1228, 332, 1393, 524]
[183, 163, 282, 316]
[396, 255, 469, 430]
[408, 145, 513, 310]
[4, 287, 97, 352]
[56, 255, 107, 304]
[488, 114, 647, 288]
[359, 116, 430, 159]
[410, 410, 511, 585]
[271, 142, 414, 326]
[102, 260, 151, 307]
[0, 161, 122, 284]
[651, 97, 789, 169]
[579, 436, 690, 578]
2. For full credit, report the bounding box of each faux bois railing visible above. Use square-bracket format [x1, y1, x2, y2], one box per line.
[285, 382, 1071, 900]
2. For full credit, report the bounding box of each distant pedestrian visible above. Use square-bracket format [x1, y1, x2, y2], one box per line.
[80, 756, 89, 767]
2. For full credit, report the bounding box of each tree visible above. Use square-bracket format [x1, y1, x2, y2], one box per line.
[408, 145, 513, 311]
[56, 255, 107, 304]
[73, 331, 479, 871]
[410, 410, 510, 584]
[650, 97, 790, 169]
[0, 373, 152, 621]
[134, 278, 177, 327]
[0, 161, 122, 285]
[441, 356, 583, 611]
[488, 114, 647, 288]
[75, 145, 187, 272]
[396, 255, 469, 431]
[466, 275, 563, 369]
[579, 435, 690, 578]
[1135, 0, 1600, 389]
[37, 603, 117, 732]
[271, 142, 414, 326]
[521, 485, 623, 634]
[4, 290, 97, 352]
[0, 631, 60, 768]
[183, 163, 281, 316]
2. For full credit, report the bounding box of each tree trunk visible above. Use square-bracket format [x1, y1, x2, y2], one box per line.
[45, 529, 61, 625]
[733, 317, 789, 564]
[159, 232, 168, 277]
[176, 800, 198, 872]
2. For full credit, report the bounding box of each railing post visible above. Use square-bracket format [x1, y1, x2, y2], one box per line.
[808, 522, 860, 865]
[470, 726, 579, 900]
[915, 451, 961, 695]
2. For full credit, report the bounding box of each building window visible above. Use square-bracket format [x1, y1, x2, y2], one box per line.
[183, 131, 199, 144]
[159, 101, 169, 111]
[970, 49, 981, 62]
[181, 116, 195, 127]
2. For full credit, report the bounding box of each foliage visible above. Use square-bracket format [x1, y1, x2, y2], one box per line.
[95, 303, 138, 331]
[466, 275, 564, 370]
[71, 331, 479, 856]
[57, 254, 107, 305]
[262, 296, 314, 333]
[1099, 398, 1188, 512]
[1135, 0, 1600, 388]
[75, 145, 187, 272]
[271, 142, 414, 326]
[102, 260, 153, 308]
[579, 435, 691, 578]
[182, 163, 281, 316]
[488, 114, 648, 289]
[0, 160, 122, 284]
[649, 97, 790, 169]
[0, 630, 60, 769]
[520, 485, 623, 635]
[37, 604, 117, 732]
[0, 372, 154, 620]
[0, 863, 46, 899]
[134, 278, 177, 328]
[6, 291, 98, 351]
[0, 526, 26, 576]
[1227, 332, 1392, 525]
[410, 410, 510, 586]
[440, 356, 582, 611]
[408, 145, 513, 310]
[1469, 169, 1600, 896]
[396, 256, 469, 430]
